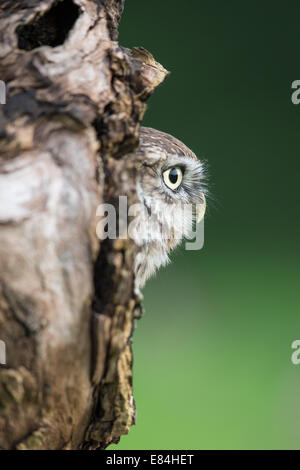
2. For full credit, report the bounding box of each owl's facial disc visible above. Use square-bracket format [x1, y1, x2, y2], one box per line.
[159, 154, 206, 205]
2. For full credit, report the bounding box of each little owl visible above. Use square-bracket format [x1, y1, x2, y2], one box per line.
[123, 127, 207, 291]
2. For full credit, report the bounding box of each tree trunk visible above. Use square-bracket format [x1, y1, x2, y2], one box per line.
[0, 0, 168, 450]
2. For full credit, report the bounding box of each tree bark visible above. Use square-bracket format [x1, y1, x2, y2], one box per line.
[0, 0, 168, 449]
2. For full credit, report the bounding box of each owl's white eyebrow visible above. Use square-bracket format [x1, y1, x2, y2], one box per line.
[161, 162, 186, 171]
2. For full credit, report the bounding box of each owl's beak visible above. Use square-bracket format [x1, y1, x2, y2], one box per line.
[196, 193, 206, 223]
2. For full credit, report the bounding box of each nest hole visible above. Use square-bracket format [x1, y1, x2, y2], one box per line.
[17, 0, 80, 51]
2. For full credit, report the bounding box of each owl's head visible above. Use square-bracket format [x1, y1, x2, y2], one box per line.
[126, 127, 207, 289]
[134, 126, 206, 242]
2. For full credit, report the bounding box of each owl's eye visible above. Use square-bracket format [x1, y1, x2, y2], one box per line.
[162, 167, 183, 190]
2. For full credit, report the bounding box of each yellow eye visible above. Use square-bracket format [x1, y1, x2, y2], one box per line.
[162, 167, 183, 190]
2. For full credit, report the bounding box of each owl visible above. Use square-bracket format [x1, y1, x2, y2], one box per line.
[124, 127, 207, 292]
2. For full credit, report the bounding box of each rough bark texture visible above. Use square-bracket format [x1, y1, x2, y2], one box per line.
[0, 0, 168, 449]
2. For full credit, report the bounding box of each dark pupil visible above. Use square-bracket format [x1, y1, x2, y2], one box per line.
[169, 168, 179, 184]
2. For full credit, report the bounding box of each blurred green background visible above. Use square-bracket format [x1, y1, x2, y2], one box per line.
[110, 0, 300, 449]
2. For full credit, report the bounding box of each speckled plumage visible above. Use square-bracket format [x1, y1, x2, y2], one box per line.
[127, 127, 206, 290]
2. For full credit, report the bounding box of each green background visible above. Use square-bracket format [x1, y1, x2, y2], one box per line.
[111, 0, 300, 449]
